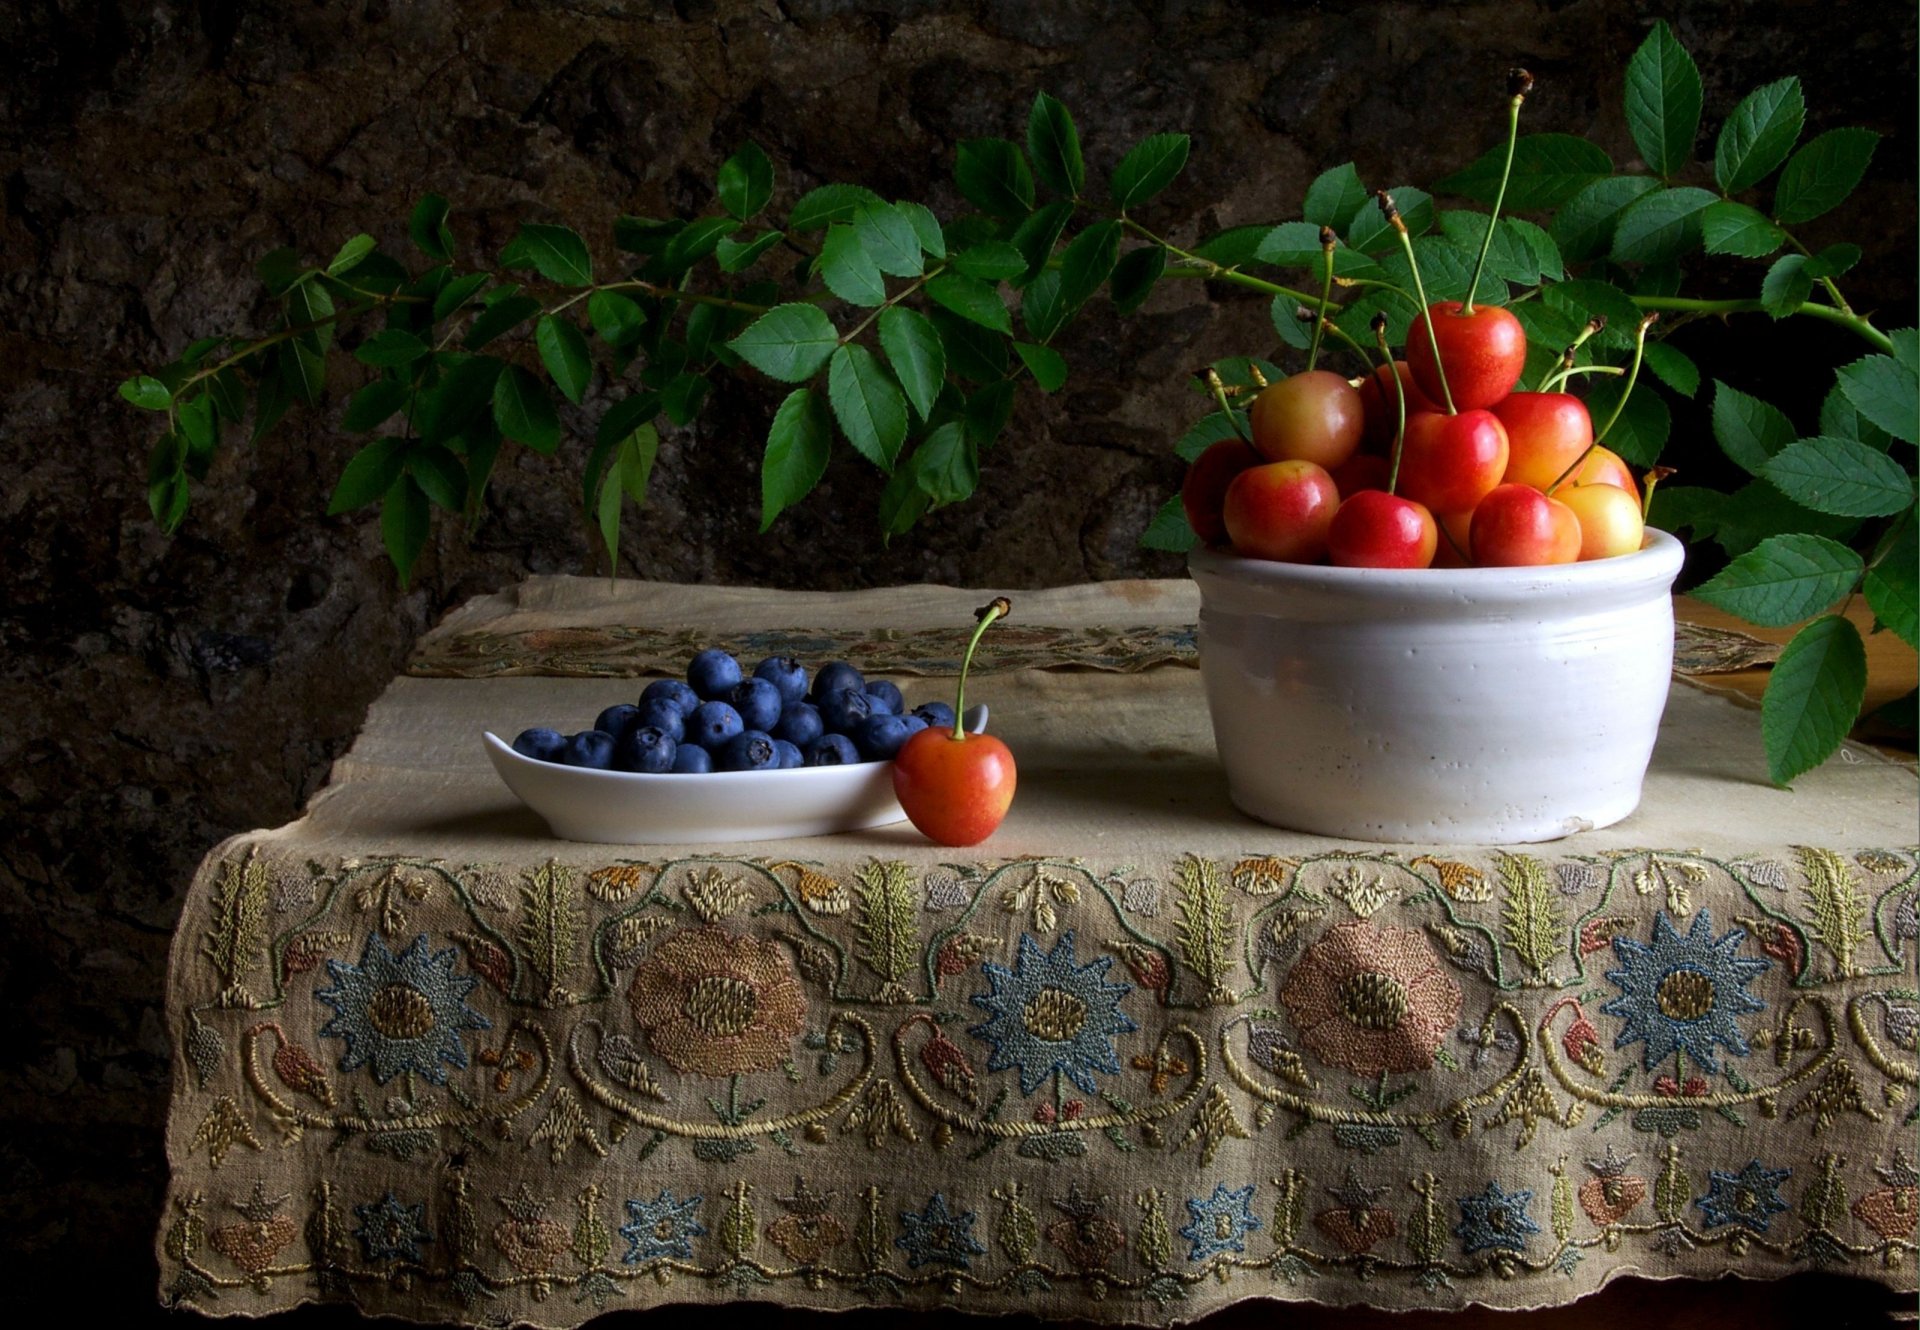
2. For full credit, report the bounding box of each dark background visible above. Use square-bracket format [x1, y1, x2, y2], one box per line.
[0, 1, 1913, 1323]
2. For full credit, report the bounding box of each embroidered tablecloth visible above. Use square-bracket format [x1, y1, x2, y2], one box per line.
[159, 578, 1919, 1324]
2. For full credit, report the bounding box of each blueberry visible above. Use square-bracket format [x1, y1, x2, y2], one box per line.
[717, 730, 778, 772]
[810, 660, 865, 702]
[772, 739, 804, 769]
[641, 679, 701, 718]
[511, 727, 567, 763]
[595, 703, 641, 741]
[864, 680, 904, 715]
[688, 701, 744, 748]
[803, 733, 862, 766]
[912, 701, 956, 730]
[816, 686, 872, 735]
[670, 743, 714, 773]
[561, 730, 617, 769]
[853, 713, 917, 761]
[753, 655, 809, 705]
[636, 698, 686, 744]
[614, 725, 677, 773]
[688, 648, 744, 701]
[730, 677, 784, 731]
[773, 701, 824, 748]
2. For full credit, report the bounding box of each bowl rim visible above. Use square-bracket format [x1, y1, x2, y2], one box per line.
[1188, 526, 1684, 601]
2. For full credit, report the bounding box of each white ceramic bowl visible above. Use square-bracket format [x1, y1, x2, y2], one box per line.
[1188, 530, 1686, 844]
[483, 706, 988, 844]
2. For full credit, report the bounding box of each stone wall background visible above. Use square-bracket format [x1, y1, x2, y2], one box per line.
[0, 0, 1912, 1316]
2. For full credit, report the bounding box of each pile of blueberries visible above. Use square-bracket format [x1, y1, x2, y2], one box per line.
[509, 649, 955, 773]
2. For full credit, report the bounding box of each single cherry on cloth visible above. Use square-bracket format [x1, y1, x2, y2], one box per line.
[1222, 459, 1340, 563]
[1181, 438, 1261, 546]
[1394, 408, 1509, 516]
[1327, 490, 1438, 568]
[1495, 391, 1594, 491]
[1407, 301, 1527, 411]
[893, 598, 1017, 847]
[1248, 370, 1365, 470]
[1470, 483, 1581, 567]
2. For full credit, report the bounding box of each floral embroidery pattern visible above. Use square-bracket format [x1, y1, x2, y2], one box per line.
[627, 926, 808, 1077]
[621, 1189, 707, 1263]
[353, 1192, 431, 1264]
[1601, 909, 1769, 1074]
[969, 931, 1137, 1095]
[1279, 918, 1462, 1077]
[1454, 1182, 1539, 1255]
[315, 933, 491, 1085]
[1694, 1159, 1791, 1234]
[895, 1193, 986, 1269]
[1179, 1183, 1262, 1262]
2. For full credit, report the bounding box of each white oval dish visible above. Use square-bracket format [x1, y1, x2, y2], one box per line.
[483, 706, 988, 844]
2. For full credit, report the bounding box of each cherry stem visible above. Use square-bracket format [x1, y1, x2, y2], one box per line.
[1537, 364, 1625, 393]
[1374, 318, 1408, 496]
[1546, 313, 1658, 495]
[1202, 369, 1256, 445]
[951, 598, 1011, 740]
[1379, 191, 1457, 415]
[1529, 316, 1606, 392]
[1640, 466, 1676, 523]
[1296, 307, 1377, 373]
[1463, 73, 1530, 317]
[1306, 226, 1336, 372]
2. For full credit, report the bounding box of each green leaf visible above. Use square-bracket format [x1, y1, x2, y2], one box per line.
[1694, 532, 1864, 626]
[492, 365, 560, 453]
[1504, 218, 1565, 282]
[1435, 212, 1542, 285]
[1014, 342, 1068, 392]
[1864, 515, 1918, 648]
[948, 243, 1027, 281]
[1760, 254, 1812, 319]
[1763, 615, 1867, 785]
[1642, 342, 1699, 397]
[177, 394, 216, 463]
[1609, 186, 1716, 265]
[1893, 328, 1919, 377]
[408, 443, 467, 510]
[928, 307, 1008, 384]
[1111, 133, 1190, 210]
[1347, 187, 1432, 255]
[655, 216, 740, 276]
[760, 387, 831, 530]
[827, 344, 908, 471]
[1139, 494, 1198, 552]
[1434, 133, 1613, 211]
[1803, 243, 1861, 280]
[285, 278, 336, 349]
[1254, 221, 1373, 274]
[854, 203, 924, 278]
[1647, 484, 1726, 540]
[1540, 279, 1642, 350]
[925, 271, 1011, 335]
[662, 372, 708, 426]
[717, 141, 774, 220]
[205, 366, 244, 424]
[409, 194, 454, 260]
[715, 230, 783, 273]
[877, 306, 945, 421]
[325, 232, 376, 276]
[727, 302, 840, 383]
[1550, 175, 1659, 262]
[431, 272, 490, 322]
[1700, 200, 1785, 258]
[416, 354, 502, 443]
[1587, 378, 1671, 466]
[912, 420, 977, 504]
[586, 392, 660, 509]
[118, 375, 172, 410]
[1026, 92, 1085, 197]
[1711, 379, 1796, 473]
[818, 222, 887, 306]
[1761, 435, 1914, 517]
[1110, 243, 1166, 314]
[1058, 219, 1121, 313]
[281, 337, 327, 407]
[613, 216, 684, 255]
[354, 328, 429, 368]
[499, 222, 593, 286]
[788, 183, 885, 232]
[535, 315, 592, 404]
[586, 290, 647, 348]
[1383, 235, 1507, 308]
[380, 473, 430, 585]
[954, 138, 1035, 218]
[1176, 409, 1250, 462]
[1011, 200, 1074, 283]
[1835, 354, 1918, 445]
[1710, 479, 1860, 558]
[330, 436, 408, 514]
[251, 355, 292, 442]
[1192, 226, 1268, 267]
[595, 422, 661, 567]
[1714, 76, 1805, 194]
[1624, 20, 1702, 177]
[1773, 128, 1880, 225]
[1821, 379, 1894, 451]
[965, 380, 1016, 449]
[1019, 268, 1066, 343]
[462, 294, 541, 351]
[255, 247, 305, 297]
[1302, 162, 1369, 233]
[342, 377, 407, 433]
[146, 432, 188, 530]
[894, 201, 946, 259]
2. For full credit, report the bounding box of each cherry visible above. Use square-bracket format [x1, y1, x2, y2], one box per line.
[1248, 370, 1365, 470]
[1470, 483, 1579, 566]
[1432, 508, 1474, 568]
[1222, 459, 1341, 563]
[1329, 451, 1391, 498]
[893, 599, 1017, 847]
[1559, 482, 1645, 560]
[1180, 438, 1261, 546]
[1394, 409, 1509, 516]
[1407, 301, 1528, 411]
[1494, 392, 1593, 492]
[1327, 490, 1438, 568]
[1558, 444, 1638, 499]
[1357, 361, 1436, 453]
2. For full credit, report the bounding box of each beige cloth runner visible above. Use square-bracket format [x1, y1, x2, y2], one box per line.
[160, 579, 1919, 1325]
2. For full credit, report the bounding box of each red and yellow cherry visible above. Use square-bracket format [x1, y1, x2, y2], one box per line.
[1394, 409, 1510, 516]
[1559, 482, 1645, 560]
[1327, 490, 1438, 568]
[1560, 444, 1638, 499]
[1248, 370, 1365, 470]
[1494, 392, 1593, 491]
[1356, 360, 1437, 453]
[1407, 301, 1528, 411]
[1329, 450, 1391, 499]
[1432, 508, 1474, 568]
[1470, 484, 1580, 567]
[893, 599, 1016, 847]
[1180, 438, 1261, 546]
[1222, 459, 1340, 563]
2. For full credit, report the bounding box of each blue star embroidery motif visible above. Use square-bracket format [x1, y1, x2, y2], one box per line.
[315, 932, 492, 1086]
[1180, 1183, 1263, 1262]
[621, 1189, 707, 1263]
[353, 1192, 431, 1264]
[969, 931, 1137, 1096]
[1600, 908, 1769, 1074]
[1695, 1159, 1791, 1233]
[1455, 1182, 1540, 1255]
[895, 1193, 987, 1269]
